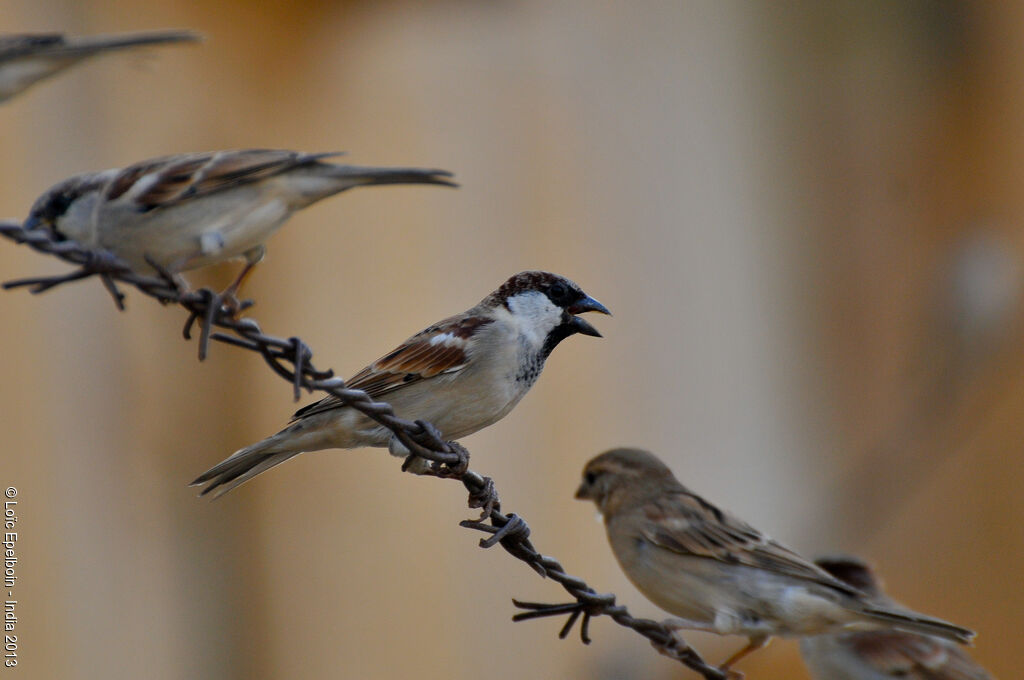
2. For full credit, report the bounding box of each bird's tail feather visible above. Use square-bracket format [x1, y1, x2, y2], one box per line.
[323, 164, 458, 189]
[57, 30, 202, 55]
[190, 434, 302, 499]
[863, 606, 975, 645]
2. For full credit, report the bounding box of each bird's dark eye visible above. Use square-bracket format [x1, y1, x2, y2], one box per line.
[584, 471, 598, 485]
[547, 282, 569, 304]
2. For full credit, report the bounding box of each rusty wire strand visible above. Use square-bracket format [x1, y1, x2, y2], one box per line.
[0, 219, 727, 680]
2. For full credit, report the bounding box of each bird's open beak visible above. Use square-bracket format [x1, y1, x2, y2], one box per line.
[568, 295, 611, 317]
[568, 295, 610, 338]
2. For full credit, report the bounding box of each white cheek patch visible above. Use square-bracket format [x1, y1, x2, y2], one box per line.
[594, 512, 604, 523]
[506, 291, 562, 345]
[59, 192, 104, 244]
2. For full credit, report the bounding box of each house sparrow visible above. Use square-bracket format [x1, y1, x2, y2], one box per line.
[0, 30, 200, 103]
[192, 271, 610, 497]
[800, 556, 992, 680]
[24, 149, 456, 298]
[575, 448, 974, 676]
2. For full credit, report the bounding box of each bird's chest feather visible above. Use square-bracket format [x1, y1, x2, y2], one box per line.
[513, 335, 546, 388]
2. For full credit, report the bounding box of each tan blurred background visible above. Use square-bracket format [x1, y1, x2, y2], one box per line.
[1, 2, 1021, 678]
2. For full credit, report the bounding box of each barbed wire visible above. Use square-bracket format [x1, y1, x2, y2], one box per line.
[0, 219, 727, 680]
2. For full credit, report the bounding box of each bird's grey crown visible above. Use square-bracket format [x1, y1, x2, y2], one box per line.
[484, 270, 585, 310]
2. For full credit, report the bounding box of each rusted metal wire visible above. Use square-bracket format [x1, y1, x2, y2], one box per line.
[0, 219, 727, 680]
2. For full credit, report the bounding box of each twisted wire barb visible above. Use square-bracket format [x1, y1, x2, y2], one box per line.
[0, 219, 726, 680]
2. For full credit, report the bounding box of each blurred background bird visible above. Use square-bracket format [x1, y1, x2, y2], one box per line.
[800, 556, 993, 680]
[0, 29, 199, 103]
[24, 149, 456, 300]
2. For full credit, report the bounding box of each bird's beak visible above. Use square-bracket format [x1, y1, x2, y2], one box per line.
[23, 215, 41, 231]
[567, 295, 610, 338]
[568, 295, 611, 317]
[569, 316, 601, 338]
[574, 482, 590, 500]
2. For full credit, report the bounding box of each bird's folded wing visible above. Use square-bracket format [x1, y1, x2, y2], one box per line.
[290, 315, 493, 420]
[104, 149, 340, 210]
[640, 491, 860, 595]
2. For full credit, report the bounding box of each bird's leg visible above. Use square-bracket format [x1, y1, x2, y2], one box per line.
[142, 254, 189, 299]
[215, 245, 264, 316]
[717, 635, 770, 678]
[176, 241, 261, 318]
[217, 259, 258, 316]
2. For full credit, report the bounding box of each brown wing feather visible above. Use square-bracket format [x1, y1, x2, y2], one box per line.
[105, 150, 340, 209]
[846, 631, 991, 679]
[129, 155, 214, 206]
[290, 315, 492, 421]
[641, 491, 860, 595]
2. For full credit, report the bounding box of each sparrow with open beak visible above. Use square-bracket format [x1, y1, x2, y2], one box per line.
[24, 149, 456, 300]
[575, 448, 974, 677]
[0, 30, 200, 103]
[800, 556, 992, 680]
[192, 271, 610, 497]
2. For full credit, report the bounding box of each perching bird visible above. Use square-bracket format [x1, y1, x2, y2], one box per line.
[575, 448, 974, 676]
[800, 556, 992, 680]
[192, 271, 610, 497]
[25, 149, 456, 298]
[0, 30, 200, 103]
